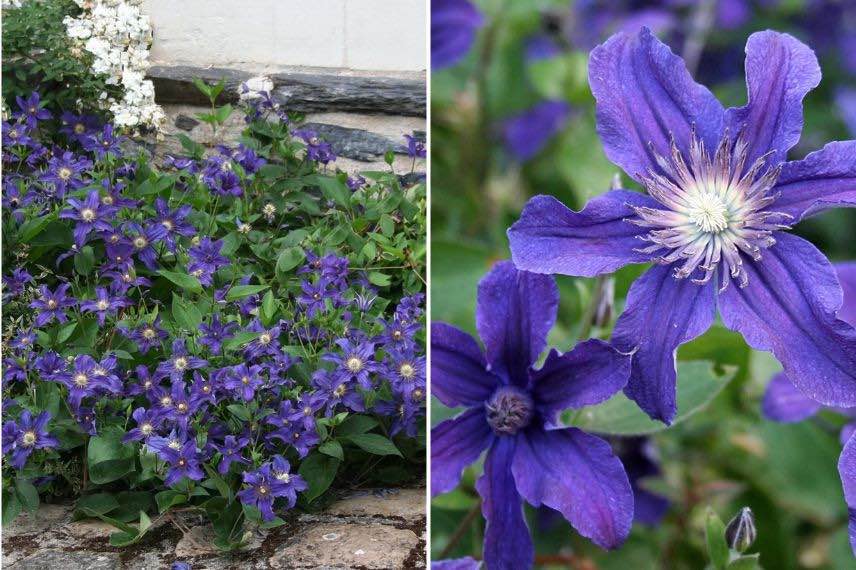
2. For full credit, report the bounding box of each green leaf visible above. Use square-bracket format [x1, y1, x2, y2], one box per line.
[706, 508, 729, 570]
[158, 269, 203, 293]
[73, 246, 95, 276]
[298, 452, 340, 502]
[319, 440, 344, 461]
[226, 404, 252, 422]
[368, 271, 391, 287]
[15, 478, 39, 513]
[18, 215, 53, 243]
[155, 490, 187, 514]
[76, 493, 120, 518]
[275, 246, 305, 278]
[222, 331, 261, 352]
[2, 490, 22, 525]
[88, 427, 136, 484]
[56, 321, 78, 343]
[345, 433, 402, 457]
[225, 284, 269, 301]
[172, 293, 203, 331]
[214, 104, 233, 124]
[337, 415, 378, 435]
[727, 555, 761, 570]
[566, 361, 737, 435]
[316, 176, 351, 209]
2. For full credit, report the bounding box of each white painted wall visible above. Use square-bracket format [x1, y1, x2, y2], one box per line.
[142, 0, 426, 72]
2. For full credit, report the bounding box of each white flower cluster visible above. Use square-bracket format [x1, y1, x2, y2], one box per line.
[2, 0, 26, 8]
[240, 75, 275, 101]
[63, 0, 164, 130]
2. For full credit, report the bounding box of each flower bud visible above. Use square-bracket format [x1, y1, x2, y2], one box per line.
[725, 507, 756, 553]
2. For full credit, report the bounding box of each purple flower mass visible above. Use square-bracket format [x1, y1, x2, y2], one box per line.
[431, 0, 483, 69]
[509, 28, 856, 424]
[432, 261, 634, 567]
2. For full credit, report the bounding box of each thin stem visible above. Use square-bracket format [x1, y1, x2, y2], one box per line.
[439, 501, 482, 559]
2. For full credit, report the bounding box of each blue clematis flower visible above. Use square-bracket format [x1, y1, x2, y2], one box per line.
[431, 0, 483, 69]
[509, 28, 856, 424]
[431, 261, 634, 568]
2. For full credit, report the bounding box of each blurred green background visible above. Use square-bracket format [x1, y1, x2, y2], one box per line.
[430, 0, 856, 568]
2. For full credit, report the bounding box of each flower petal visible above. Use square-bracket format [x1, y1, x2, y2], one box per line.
[431, 408, 493, 497]
[431, 322, 499, 407]
[476, 260, 558, 385]
[512, 427, 633, 550]
[772, 141, 856, 221]
[725, 31, 821, 167]
[612, 264, 717, 424]
[761, 372, 822, 423]
[476, 437, 533, 570]
[508, 191, 662, 277]
[531, 340, 632, 423]
[838, 432, 856, 556]
[719, 233, 856, 407]
[589, 27, 724, 181]
[431, 558, 481, 570]
[432, 0, 483, 69]
[837, 262, 856, 327]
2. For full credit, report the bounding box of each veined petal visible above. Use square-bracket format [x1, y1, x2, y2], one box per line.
[431, 408, 493, 497]
[431, 558, 481, 570]
[589, 27, 724, 181]
[773, 141, 856, 221]
[719, 233, 856, 407]
[512, 427, 633, 550]
[837, 262, 856, 327]
[476, 261, 558, 385]
[612, 264, 717, 424]
[725, 31, 821, 167]
[761, 371, 822, 423]
[838, 432, 856, 556]
[508, 191, 662, 277]
[531, 341, 631, 423]
[476, 437, 533, 570]
[431, 323, 499, 407]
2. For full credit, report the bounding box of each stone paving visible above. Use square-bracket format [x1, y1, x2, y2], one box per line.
[2, 487, 425, 569]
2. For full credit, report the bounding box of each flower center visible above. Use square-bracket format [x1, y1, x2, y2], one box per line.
[485, 386, 534, 436]
[178, 458, 186, 467]
[334, 383, 347, 397]
[346, 356, 363, 373]
[259, 333, 272, 345]
[142, 327, 156, 339]
[21, 431, 36, 446]
[161, 219, 174, 231]
[178, 402, 189, 413]
[168, 439, 181, 450]
[258, 485, 268, 495]
[242, 376, 250, 385]
[174, 357, 188, 370]
[628, 132, 790, 290]
[412, 388, 424, 402]
[399, 363, 415, 379]
[275, 471, 291, 483]
[96, 300, 109, 310]
[161, 396, 173, 407]
[74, 123, 86, 134]
[58, 167, 73, 180]
[80, 208, 96, 221]
[141, 423, 153, 435]
[102, 195, 114, 205]
[74, 373, 89, 387]
[133, 236, 148, 249]
[47, 299, 58, 309]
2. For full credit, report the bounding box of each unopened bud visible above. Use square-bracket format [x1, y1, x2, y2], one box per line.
[725, 507, 756, 553]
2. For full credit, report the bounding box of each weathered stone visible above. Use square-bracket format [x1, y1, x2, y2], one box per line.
[10, 549, 120, 570]
[301, 123, 403, 161]
[325, 488, 425, 523]
[174, 113, 200, 131]
[268, 522, 419, 569]
[148, 65, 426, 116]
[174, 523, 266, 559]
[63, 517, 119, 540]
[2, 503, 73, 538]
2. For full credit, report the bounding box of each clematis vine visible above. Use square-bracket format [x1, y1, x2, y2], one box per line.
[509, 28, 856, 423]
[432, 261, 634, 568]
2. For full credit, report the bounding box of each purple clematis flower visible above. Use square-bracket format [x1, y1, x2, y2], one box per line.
[122, 318, 168, 354]
[212, 435, 250, 474]
[3, 268, 33, 299]
[123, 407, 166, 443]
[80, 287, 129, 325]
[187, 237, 229, 286]
[224, 363, 265, 402]
[432, 261, 634, 567]
[150, 198, 196, 252]
[502, 100, 574, 161]
[59, 189, 117, 247]
[54, 354, 121, 409]
[42, 151, 92, 199]
[198, 314, 237, 355]
[156, 339, 208, 381]
[322, 338, 379, 390]
[404, 134, 426, 159]
[82, 124, 124, 158]
[237, 460, 306, 521]
[4, 410, 59, 469]
[30, 283, 76, 326]
[508, 28, 856, 424]
[14, 92, 52, 127]
[157, 438, 205, 487]
[432, 0, 483, 69]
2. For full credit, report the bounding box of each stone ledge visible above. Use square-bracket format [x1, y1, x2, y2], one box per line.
[148, 65, 426, 117]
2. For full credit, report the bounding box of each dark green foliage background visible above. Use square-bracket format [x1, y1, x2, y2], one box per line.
[430, 0, 856, 568]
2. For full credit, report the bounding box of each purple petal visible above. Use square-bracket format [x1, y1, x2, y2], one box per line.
[531, 340, 631, 423]
[724, 31, 821, 167]
[476, 261, 557, 385]
[588, 27, 724, 181]
[475, 437, 533, 570]
[431, 323, 498, 407]
[432, 0, 483, 69]
[502, 100, 573, 161]
[772, 141, 856, 221]
[838, 432, 856, 556]
[431, 557, 481, 570]
[836, 88, 856, 137]
[512, 427, 633, 550]
[719, 233, 856, 407]
[508, 191, 661, 277]
[612, 264, 717, 424]
[836, 262, 856, 327]
[431, 408, 493, 497]
[761, 372, 822, 423]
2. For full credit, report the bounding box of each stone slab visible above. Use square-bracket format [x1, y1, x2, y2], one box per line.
[325, 488, 426, 523]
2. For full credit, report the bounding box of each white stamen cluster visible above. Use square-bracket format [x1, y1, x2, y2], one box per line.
[628, 131, 791, 290]
[63, 0, 164, 129]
